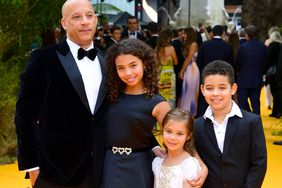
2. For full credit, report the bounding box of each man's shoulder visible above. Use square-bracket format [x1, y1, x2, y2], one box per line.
[30, 43, 59, 59]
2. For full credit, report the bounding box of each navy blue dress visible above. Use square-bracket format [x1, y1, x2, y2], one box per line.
[101, 93, 165, 188]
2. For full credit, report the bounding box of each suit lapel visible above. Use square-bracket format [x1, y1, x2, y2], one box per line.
[223, 117, 239, 159]
[205, 120, 222, 154]
[94, 52, 107, 114]
[56, 40, 91, 113]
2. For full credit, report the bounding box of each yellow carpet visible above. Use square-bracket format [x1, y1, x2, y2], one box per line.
[0, 89, 281, 187]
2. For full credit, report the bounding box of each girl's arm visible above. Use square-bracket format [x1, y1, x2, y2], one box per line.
[186, 151, 208, 188]
[152, 101, 171, 126]
[171, 46, 179, 65]
[151, 101, 171, 157]
[179, 42, 198, 79]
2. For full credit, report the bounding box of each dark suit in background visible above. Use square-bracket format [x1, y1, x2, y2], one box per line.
[264, 41, 281, 117]
[239, 38, 247, 45]
[197, 37, 233, 72]
[276, 43, 282, 118]
[147, 35, 158, 49]
[236, 39, 266, 115]
[121, 30, 145, 41]
[171, 37, 184, 106]
[195, 110, 267, 188]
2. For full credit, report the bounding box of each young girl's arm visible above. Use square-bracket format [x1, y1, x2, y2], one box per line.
[186, 151, 208, 188]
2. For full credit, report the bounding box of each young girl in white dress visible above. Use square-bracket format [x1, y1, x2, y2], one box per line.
[152, 108, 202, 188]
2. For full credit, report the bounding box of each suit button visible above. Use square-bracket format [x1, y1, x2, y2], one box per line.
[91, 117, 95, 123]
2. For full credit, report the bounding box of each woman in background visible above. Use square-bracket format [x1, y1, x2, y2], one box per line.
[179, 27, 200, 117]
[155, 28, 178, 107]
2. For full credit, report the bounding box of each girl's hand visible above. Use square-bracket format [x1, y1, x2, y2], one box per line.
[152, 146, 166, 158]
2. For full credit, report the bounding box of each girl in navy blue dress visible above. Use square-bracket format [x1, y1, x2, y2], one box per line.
[101, 39, 171, 188]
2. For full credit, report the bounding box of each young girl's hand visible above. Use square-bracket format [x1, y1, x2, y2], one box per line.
[152, 146, 166, 158]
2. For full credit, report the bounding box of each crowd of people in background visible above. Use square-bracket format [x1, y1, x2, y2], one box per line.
[86, 16, 282, 121]
[45, 12, 282, 131]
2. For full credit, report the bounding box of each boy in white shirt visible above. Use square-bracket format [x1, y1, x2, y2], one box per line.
[194, 60, 267, 188]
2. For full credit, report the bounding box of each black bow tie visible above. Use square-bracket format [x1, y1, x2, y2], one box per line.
[77, 48, 97, 61]
[129, 32, 135, 35]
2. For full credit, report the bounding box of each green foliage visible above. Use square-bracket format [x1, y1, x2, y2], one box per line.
[0, 59, 21, 160]
[0, 0, 64, 162]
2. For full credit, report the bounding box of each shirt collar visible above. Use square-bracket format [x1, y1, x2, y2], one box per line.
[66, 38, 94, 60]
[213, 36, 222, 39]
[111, 38, 118, 43]
[203, 100, 243, 121]
[128, 30, 136, 35]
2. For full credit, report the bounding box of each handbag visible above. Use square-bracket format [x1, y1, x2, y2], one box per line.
[265, 65, 277, 83]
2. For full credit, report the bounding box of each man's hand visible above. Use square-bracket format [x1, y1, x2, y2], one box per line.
[29, 169, 40, 186]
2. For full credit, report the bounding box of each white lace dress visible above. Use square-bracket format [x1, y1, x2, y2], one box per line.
[152, 156, 201, 188]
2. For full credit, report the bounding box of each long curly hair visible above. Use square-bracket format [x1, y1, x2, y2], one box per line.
[105, 39, 159, 103]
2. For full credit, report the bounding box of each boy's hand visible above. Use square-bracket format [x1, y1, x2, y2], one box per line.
[152, 146, 166, 158]
[183, 180, 193, 188]
[185, 165, 208, 188]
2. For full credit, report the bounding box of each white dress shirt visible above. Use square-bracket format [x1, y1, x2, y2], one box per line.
[203, 101, 243, 153]
[128, 31, 137, 39]
[67, 39, 102, 114]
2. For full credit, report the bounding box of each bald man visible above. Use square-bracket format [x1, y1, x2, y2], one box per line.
[15, 0, 107, 187]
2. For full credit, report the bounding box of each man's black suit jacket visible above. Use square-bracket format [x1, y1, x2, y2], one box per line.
[15, 39, 108, 187]
[197, 38, 233, 73]
[194, 110, 267, 188]
[236, 39, 267, 88]
[121, 29, 145, 41]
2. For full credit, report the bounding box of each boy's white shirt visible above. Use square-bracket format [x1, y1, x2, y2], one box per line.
[203, 101, 243, 153]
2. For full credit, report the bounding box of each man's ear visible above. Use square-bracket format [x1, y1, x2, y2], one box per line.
[61, 18, 67, 31]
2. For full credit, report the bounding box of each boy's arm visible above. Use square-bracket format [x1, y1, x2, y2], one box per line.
[186, 151, 208, 188]
[242, 116, 267, 188]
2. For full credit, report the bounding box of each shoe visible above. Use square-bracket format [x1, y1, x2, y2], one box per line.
[276, 113, 282, 119]
[269, 113, 277, 117]
[273, 140, 282, 145]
